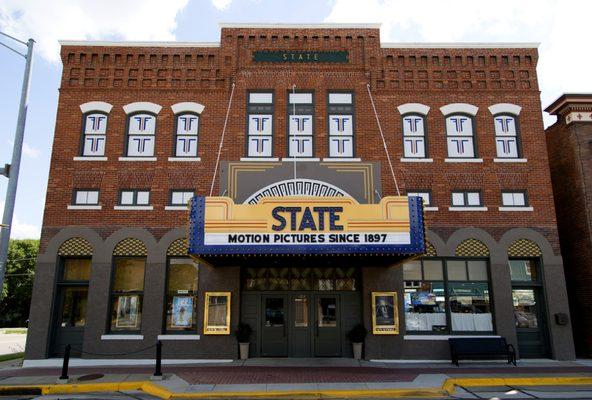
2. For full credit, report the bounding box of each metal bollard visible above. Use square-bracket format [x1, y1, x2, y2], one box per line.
[59, 344, 70, 381]
[153, 340, 162, 378]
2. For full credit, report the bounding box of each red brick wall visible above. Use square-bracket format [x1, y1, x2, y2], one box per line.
[41, 27, 559, 252]
[546, 119, 592, 356]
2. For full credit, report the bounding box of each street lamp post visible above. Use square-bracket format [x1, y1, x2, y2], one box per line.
[0, 33, 35, 298]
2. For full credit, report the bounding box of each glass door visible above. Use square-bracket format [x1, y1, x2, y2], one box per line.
[260, 295, 288, 356]
[290, 294, 312, 357]
[314, 295, 341, 357]
[51, 259, 90, 356]
[509, 259, 550, 358]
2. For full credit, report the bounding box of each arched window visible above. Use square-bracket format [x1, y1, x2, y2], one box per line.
[493, 114, 521, 158]
[398, 103, 430, 160]
[125, 112, 157, 157]
[79, 101, 112, 158]
[441, 103, 478, 159]
[174, 113, 199, 157]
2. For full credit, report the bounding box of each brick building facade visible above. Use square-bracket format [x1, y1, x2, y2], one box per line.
[25, 24, 575, 363]
[545, 94, 592, 357]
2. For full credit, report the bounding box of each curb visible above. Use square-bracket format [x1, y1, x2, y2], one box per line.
[0, 376, 591, 399]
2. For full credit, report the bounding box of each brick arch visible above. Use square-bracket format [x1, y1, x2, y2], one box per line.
[167, 238, 189, 256]
[58, 237, 93, 256]
[455, 238, 490, 257]
[113, 238, 147, 256]
[507, 238, 542, 257]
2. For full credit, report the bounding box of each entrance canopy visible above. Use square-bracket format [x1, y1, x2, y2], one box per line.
[188, 196, 425, 266]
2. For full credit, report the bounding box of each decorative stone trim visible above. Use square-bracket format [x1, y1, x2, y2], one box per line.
[58, 237, 93, 256]
[167, 238, 189, 256]
[240, 157, 280, 162]
[455, 238, 490, 257]
[488, 103, 522, 115]
[113, 238, 147, 256]
[397, 103, 430, 115]
[499, 206, 534, 212]
[123, 102, 162, 115]
[80, 101, 113, 114]
[449, 207, 488, 211]
[168, 157, 201, 162]
[401, 158, 433, 163]
[494, 158, 527, 163]
[67, 205, 102, 210]
[440, 103, 478, 116]
[118, 157, 157, 162]
[171, 102, 205, 114]
[157, 335, 200, 340]
[101, 335, 144, 340]
[424, 207, 439, 211]
[445, 158, 483, 163]
[73, 156, 108, 161]
[508, 238, 542, 257]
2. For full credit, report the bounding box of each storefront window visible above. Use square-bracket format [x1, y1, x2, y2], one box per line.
[59, 259, 91, 328]
[63, 259, 91, 281]
[110, 258, 145, 332]
[404, 258, 492, 334]
[509, 260, 538, 282]
[165, 258, 198, 332]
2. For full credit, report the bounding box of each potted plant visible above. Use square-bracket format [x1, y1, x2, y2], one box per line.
[347, 323, 368, 360]
[235, 322, 252, 360]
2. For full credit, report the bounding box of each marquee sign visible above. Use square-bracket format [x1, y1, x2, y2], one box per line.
[253, 50, 349, 63]
[188, 196, 425, 258]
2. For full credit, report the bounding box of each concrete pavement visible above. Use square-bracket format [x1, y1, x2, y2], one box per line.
[0, 332, 26, 356]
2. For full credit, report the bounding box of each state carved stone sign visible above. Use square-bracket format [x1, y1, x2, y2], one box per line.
[253, 50, 349, 63]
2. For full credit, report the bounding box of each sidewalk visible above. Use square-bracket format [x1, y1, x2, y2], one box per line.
[1, 359, 592, 399]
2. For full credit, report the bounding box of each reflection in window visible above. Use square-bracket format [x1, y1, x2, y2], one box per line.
[265, 298, 284, 327]
[165, 258, 198, 332]
[63, 259, 91, 281]
[509, 260, 537, 282]
[60, 287, 88, 327]
[513, 289, 538, 328]
[293, 295, 309, 327]
[318, 298, 337, 327]
[110, 258, 145, 332]
[404, 258, 492, 333]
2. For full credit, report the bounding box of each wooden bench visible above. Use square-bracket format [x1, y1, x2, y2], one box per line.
[449, 337, 516, 366]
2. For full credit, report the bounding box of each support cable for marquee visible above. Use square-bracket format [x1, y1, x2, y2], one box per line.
[366, 83, 401, 196]
[292, 83, 297, 180]
[209, 82, 236, 197]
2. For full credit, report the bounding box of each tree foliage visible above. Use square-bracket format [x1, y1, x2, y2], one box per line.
[0, 239, 39, 327]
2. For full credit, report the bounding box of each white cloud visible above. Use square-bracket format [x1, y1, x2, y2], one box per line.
[0, 0, 189, 62]
[212, 0, 232, 10]
[0, 202, 40, 239]
[325, 0, 592, 126]
[22, 143, 39, 159]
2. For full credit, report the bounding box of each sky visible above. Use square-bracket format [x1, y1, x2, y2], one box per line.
[0, 0, 591, 239]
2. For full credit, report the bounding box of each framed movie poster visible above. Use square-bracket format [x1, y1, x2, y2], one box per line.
[372, 292, 399, 335]
[203, 292, 231, 335]
[172, 296, 194, 328]
[116, 295, 139, 328]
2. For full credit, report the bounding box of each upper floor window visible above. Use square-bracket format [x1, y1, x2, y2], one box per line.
[126, 113, 156, 157]
[493, 115, 520, 158]
[407, 190, 431, 206]
[288, 92, 314, 158]
[489, 103, 522, 159]
[402, 114, 427, 158]
[247, 92, 274, 158]
[501, 190, 527, 207]
[122, 102, 162, 158]
[119, 190, 150, 206]
[73, 189, 99, 205]
[174, 113, 199, 157]
[451, 191, 482, 207]
[446, 114, 475, 158]
[441, 103, 478, 159]
[79, 101, 112, 157]
[81, 113, 108, 156]
[170, 190, 194, 206]
[328, 92, 354, 158]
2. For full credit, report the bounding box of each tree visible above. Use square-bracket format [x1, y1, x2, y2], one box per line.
[0, 239, 39, 327]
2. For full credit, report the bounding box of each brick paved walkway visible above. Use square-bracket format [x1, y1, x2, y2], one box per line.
[2, 365, 592, 384]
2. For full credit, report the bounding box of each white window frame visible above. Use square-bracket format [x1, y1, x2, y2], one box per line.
[501, 191, 527, 207]
[125, 112, 157, 157]
[170, 190, 195, 206]
[402, 113, 427, 159]
[119, 189, 151, 206]
[287, 91, 314, 158]
[445, 114, 476, 159]
[174, 112, 200, 158]
[81, 112, 108, 157]
[328, 92, 354, 158]
[406, 191, 431, 206]
[246, 91, 274, 158]
[73, 189, 99, 205]
[493, 113, 521, 159]
[451, 191, 482, 207]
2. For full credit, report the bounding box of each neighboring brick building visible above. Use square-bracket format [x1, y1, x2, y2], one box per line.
[545, 94, 592, 357]
[25, 23, 575, 363]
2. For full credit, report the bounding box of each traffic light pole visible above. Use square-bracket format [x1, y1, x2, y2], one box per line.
[0, 37, 35, 298]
